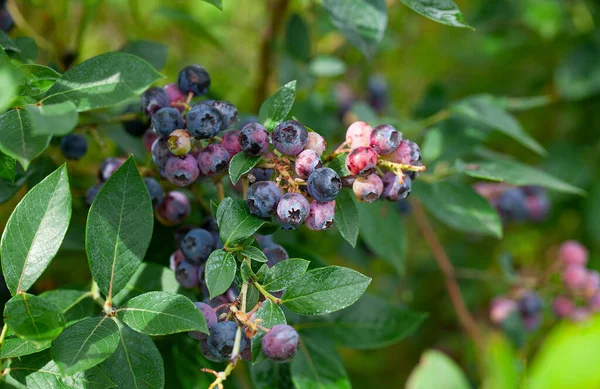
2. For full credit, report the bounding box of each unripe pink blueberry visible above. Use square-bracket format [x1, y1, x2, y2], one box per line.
[345, 146, 378, 176]
[345, 121, 373, 149]
[570, 307, 590, 322]
[143, 129, 158, 152]
[156, 191, 191, 226]
[164, 83, 187, 112]
[221, 130, 242, 160]
[563, 264, 588, 290]
[294, 149, 322, 179]
[197, 144, 230, 176]
[489, 298, 517, 324]
[588, 293, 600, 312]
[584, 270, 600, 297]
[169, 249, 185, 272]
[523, 315, 541, 330]
[559, 240, 588, 266]
[369, 124, 401, 155]
[385, 139, 421, 165]
[552, 296, 574, 318]
[168, 129, 193, 156]
[305, 200, 336, 231]
[305, 132, 327, 156]
[165, 154, 200, 186]
[352, 174, 383, 203]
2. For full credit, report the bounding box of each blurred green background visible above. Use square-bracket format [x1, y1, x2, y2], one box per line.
[1, 0, 600, 387]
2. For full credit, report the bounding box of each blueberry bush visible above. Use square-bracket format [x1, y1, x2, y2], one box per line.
[0, 0, 599, 388]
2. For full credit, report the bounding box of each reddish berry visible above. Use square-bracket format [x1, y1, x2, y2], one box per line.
[305, 132, 327, 156]
[305, 200, 336, 231]
[589, 293, 600, 312]
[552, 296, 574, 318]
[164, 83, 187, 111]
[165, 155, 200, 186]
[156, 191, 191, 226]
[559, 240, 588, 266]
[386, 139, 421, 165]
[352, 174, 383, 203]
[489, 298, 517, 324]
[370, 124, 401, 155]
[261, 324, 299, 362]
[143, 129, 158, 152]
[169, 249, 185, 272]
[584, 270, 600, 297]
[221, 130, 242, 160]
[345, 121, 373, 149]
[570, 308, 590, 322]
[346, 146, 378, 176]
[295, 149, 322, 179]
[563, 264, 587, 290]
[197, 144, 230, 176]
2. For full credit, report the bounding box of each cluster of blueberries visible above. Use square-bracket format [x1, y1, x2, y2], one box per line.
[475, 183, 549, 224]
[0, 0, 13, 33]
[490, 290, 543, 331]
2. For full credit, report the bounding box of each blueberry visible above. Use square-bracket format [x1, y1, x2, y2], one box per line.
[264, 244, 289, 267]
[496, 188, 528, 222]
[559, 240, 588, 266]
[489, 298, 517, 325]
[169, 249, 185, 272]
[200, 339, 227, 363]
[345, 146, 378, 176]
[386, 139, 422, 166]
[239, 123, 270, 156]
[352, 174, 383, 203]
[60, 134, 88, 160]
[178, 65, 211, 96]
[141, 86, 170, 117]
[370, 124, 401, 155]
[181, 228, 215, 264]
[382, 172, 411, 201]
[152, 107, 184, 138]
[569, 308, 590, 322]
[261, 324, 299, 362]
[367, 75, 388, 113]
[552, 296, 574, 318]
[305, 132, 327, 157]
[156, 191, 191, 226]
[165, 155, 200, 186]
[276, 193, 310, 230]
[585, 271, 600, 297]
[151, 138, 173, 169]
[346, 121, 373, 150]
[201, 217, 219, 234]
[122, 105, 149, 137]
[524, 188, 549, 222]
[144, 177, 164, 208]
[86, 184, 103, 206]
[305, 200, 336, 231]
[212, 101, 239, 130]
[249, 168, 273, 182]
[207, 321, 246, 361]
[175, 260, 199, 289]
[272, 120, 308, 156]
[143, 129, 158, 153]
[164, 83, 187, 109]
[563, 264, 587, 290]
[0, 6, 13, 33]
[167, 129, 193, 156]
[247, 181, 281, 218]
[294, 149, 322, 179]
[189, 302, 218, 340]
[517, 292, 542, 318]
[221, 130, 242, 160]
[255, 235, 276, 249]
[98, 157, 124, 182]
[306, 167, 342, 203]
[186, 103, 223, 139]
[197, 144, 230, 176]
[589, 294, 600, 313]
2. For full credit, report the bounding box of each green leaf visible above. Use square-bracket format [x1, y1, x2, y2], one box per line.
[555, 40, 600, 101]
[25, 101, 79, 136]
[0, 151, 15, 181]
[335, 190, 359, 247]
[400, 0, 473, 29]
[118, 291, 208, 336]
[0, 66, 19, 112]
[204, 249, 237, 299]
[482, 334, 519, 389]
[39, 52, 163, 112]
[297, 294, 425, 349]
[121, 40, 168, 71]
[99, 322, 164, 389]
[12, 37, 38, 63]
[52, 316, 120, 376]
[0, 109, 52, 170]
[251, 300, 287, 363]
[285, 14, 310, 62]
[262, 259, 310, 292]
[4, 294, 65, 342]
[413, 180, 503, 238]
[1, 165, 71, 295]
[201, 0, 223, 10]
[241, 246, 268, 263]
[309, 56, 346, 77]
[326, 153, 350, 177]
[456, 159, 584, 195]
[358, 202, 406, 275]
[86, 156, 154, 299]
[406, 350, 470, 389]
[258, 80, 297, 131]
[39, 289, 94, 324]
[290, 332, 351, 389]
[451, 95, 545, 155]
[216, 198, 267, 247]
[229, 153, 261, 184]
[152, 8, 221, 49]
[0, 31, 20, 52]
[251, 360, 294, 389]
[18, 64, 61, 97]
[585, 183, 600, 246]
[0, 330, 51, 359]
[282, 266, 371, 315]
[322, 0, 387, 58]
[0, 167, 31, 205]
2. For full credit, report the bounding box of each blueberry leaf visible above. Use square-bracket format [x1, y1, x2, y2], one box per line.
[0, 66, 19, 112]
[4, 294, 65, 342]
[282, 266, 371, 315]
[25, 101, 79, 136]
[0, 30, 20, 52]
[250, 360, 294, 389]
[251, 300, 287, 364]
[0, 109, 52, 170]
[399, 0, 473, 29]
[406, 350, 470, 389]
[0, 329, 51, 359]
[205, 249, 237, 299]
[229, 153, 261, 185]
[258, 80, 296, 131]
[216, 198, 267, 247]
[1, 164, 71, 295]
[241, 246, 268, 263]
[39, 288, 94, 325]
[18, 64, 61, 96]
[0, 151, 15, 182]
[52, 316, 120, 376]
[334, 190, 359, 248]
[262, 259, 310, 292]
[121, 40, 168, 71]
[118, 291, 208, 336]
[86, 156, 154, 299]
[200, 0, 223, 10]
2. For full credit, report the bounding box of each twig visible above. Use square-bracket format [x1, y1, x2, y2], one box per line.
[215, 179, 225, 202]
[252, 280, 281, 304]
[0, 324, 8, 350]
[412, 200, 483, 350]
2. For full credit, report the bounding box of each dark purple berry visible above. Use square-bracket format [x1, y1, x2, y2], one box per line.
[151, 138, 172, 169]
[141, 87, 170, 117]
[200, 338, 227, 362]
[496, 188, 528, 222]
[212, 101, 239, 130]
[306, 167, 342, 203]
[152, 107, 184, 138]
[0, 6, 14, 33]
[250, 168, 273, 182]
[60, 134, 88, 160]
[264, 244, 289, 267]
[165, 155, 199, 186]
[367, 75, 388, 113]
[352, 174, 383, 203]
[156, 191, 191, 226]
[261, 324, 299, 362]
[370, 124, 401, 155]
[186, 103, 223, 139]
[247, 181, 281, 218]
[221, 130, 241, 160]
[164, 83, 186, 109]
[181, 228, 215, 265]
[144, 177, 164, 208]
[239, 123, 270, 156]
[197, 144, 230, 176]
[517, 292, 542, 318]
[178, 65, 211, 96]
[294, 149, 322, 179]
[189, 302, 218, 340]
[175, 260, 199, 288]
[272, 120, 308, 156]
[207, 321, 246, 361]
[346, 146, 378, 176]
[202, 217, 219, 234]
[98, 157, 124, 182]
[256, 235, 276, 249]
[305, 200, 336, 231]
[86, 184, 103, 206]
[276, 193, 310, 230]
[122, 105, 149, 137]
[143, 129, 158, 152]
[382, 172, 411, 201]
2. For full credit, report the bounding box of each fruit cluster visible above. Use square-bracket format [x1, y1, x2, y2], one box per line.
[475, 183, 549, 223]
[490, 290, 543, 331]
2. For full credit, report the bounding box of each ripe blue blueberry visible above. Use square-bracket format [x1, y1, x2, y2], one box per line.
[272, 120, 308, 156]
[250, 168, 273, 182]
[382, 172, 411, 201]
[305, 200, 336, 231]
[307, 167, 342, 203]
[367, 75, 388, 113]
[256, 234, 276, 249]
[189, 302, 218, 340]
[175, 260, 199, 289]
[239, 123, 270, 156]
[144, 177, 164, 208]
[86, 184, 103, 206]
[247, 181, 281, 218]
[151, 138, 172, 169]
[186, 103, 223, 139]
[346, 146, 378, 176]
[178, 64, 211, 96]
[0, 5, 13, 33]
[294, 149, 322, 179]
[264, 244, 289, 267]
[98, 157, 124, 182]
[60, 134, 88, 160]
[370, 124, 401, 155]
[276, 193, 310, 230]
[152, 107, 184, 138]
[352, 174, 383, 203]
[156, 191, 191, 226]
[181, 228, 215, 265]
[207, 321, 247, 361]
[141, 86, 170, 117]
[165, 155, 200, 187]
[518, 292, 542, 318]
[496, 188, 528, 222]
[197, 144, 230, 176]
[261, 324, 299, 362]
[221, 130, 241, 160]
[212, 101, 239, 131]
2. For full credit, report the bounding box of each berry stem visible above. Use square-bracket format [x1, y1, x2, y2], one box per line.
[377, 158, 426, 174]
[242, 177, 249, 200]
[215, 179, 225, 202]
[90, 281, 106, 309]
[252, 280, 281, 305]
[0, 324, 8, 351]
